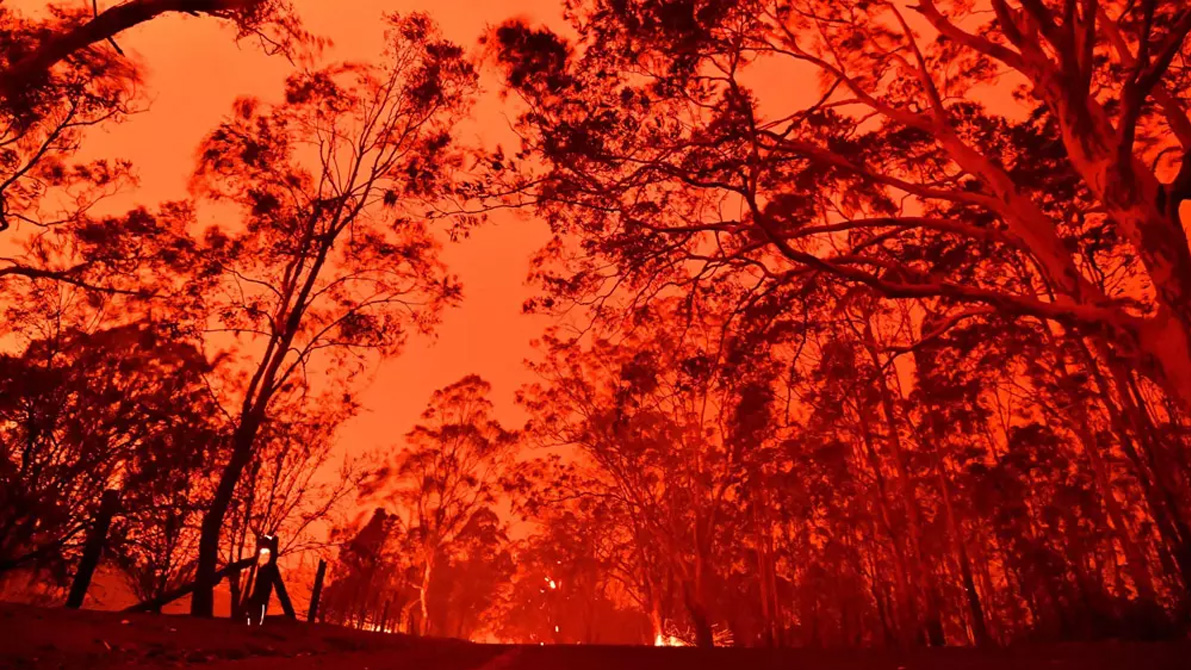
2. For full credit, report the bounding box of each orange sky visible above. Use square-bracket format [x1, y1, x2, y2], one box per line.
[5, 2, 926, 469]
[2, 1, 946, 472]
[25, 0, 1178, 475]
[21, 1, 571, 457]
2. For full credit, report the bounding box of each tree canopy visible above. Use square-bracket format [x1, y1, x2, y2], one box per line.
[3, 0, 1191, 651]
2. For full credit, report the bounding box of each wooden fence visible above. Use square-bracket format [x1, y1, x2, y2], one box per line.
[63, 489, 327, 624]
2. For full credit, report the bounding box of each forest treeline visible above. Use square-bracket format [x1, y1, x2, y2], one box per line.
[4, 0, 1191, 650]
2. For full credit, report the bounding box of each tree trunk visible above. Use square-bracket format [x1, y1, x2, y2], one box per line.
[862, 318, 944, 646]
[308, 559, 327, 623]
[647, 577, 664, 643]
[1042, 334, 1165, 615]
[928, 436, 990, 646]
[1060, 89, 1191, 410]
[683, 579, 715, 648]
[752, 484, 779, 647]
[191, 434, 255, 617]
[419, 553, 434, 637]
[1079, 344, 1191, 598]
[853, 399, 916, 646]
[65, 489, 120, 609]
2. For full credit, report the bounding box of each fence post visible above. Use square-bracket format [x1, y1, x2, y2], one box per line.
[123, 554, 256, 614]
[246, 534, 280, 625]
[307, 559, 327, 623]
[65, 489, 120, 609]
[273, 567, 296, 620]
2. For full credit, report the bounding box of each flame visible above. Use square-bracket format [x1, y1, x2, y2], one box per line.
[653, 634, 686, 647]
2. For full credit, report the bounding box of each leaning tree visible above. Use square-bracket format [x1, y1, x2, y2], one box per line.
[186, 13, 476, 616]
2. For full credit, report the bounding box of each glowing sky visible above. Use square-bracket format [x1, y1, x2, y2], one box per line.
[28, 0, 1189, 470]
[51, 0, 568, 456]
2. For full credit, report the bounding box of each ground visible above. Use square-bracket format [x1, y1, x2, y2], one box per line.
[3, 603, 1191, 669]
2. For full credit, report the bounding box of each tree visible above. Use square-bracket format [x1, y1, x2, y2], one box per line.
[2, 3, 137, 236]
[427, 507, 514, 639]
[496, 508, 649, 645]
[505, 244, 1191, 645]
[220, 404, 363, 619]
[0, 1, 306, 103]
[0, 321, 217, 581]
[1, 1, 313, 266]
[319, 507, 407, 630]
[187, 13, 476, 616]
[488, 5, 1191, 641]
[0, 202, 201, 302]
[490, 0, 1191, 409]
[371, 375, 517, 635]
[108, 459, 207, 607]
[519, 296, 784, 647]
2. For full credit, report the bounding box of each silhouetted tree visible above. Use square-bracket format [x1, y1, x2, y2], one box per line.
[0, 321, 216, 581]
[0, 1, 308, 103]
[186, 13, 476, 616]
[491, 0, 1191, 406]
[370, 375, 517, 635]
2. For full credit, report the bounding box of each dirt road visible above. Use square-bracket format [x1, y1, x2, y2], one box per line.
[190, 643, 1191, 670]
[4, 603, 1189, 669]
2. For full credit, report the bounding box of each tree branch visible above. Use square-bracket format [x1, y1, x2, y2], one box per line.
[1, 0, 261, 100]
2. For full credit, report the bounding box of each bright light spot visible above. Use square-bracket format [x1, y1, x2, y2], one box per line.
[259, 548, 271, 557]
[546, 578, 557, 590]
[654, 634, 686, 647]
[554, 625, 560, 633]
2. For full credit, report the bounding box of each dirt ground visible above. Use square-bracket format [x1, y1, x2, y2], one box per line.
[4, 602, 1191, 669]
